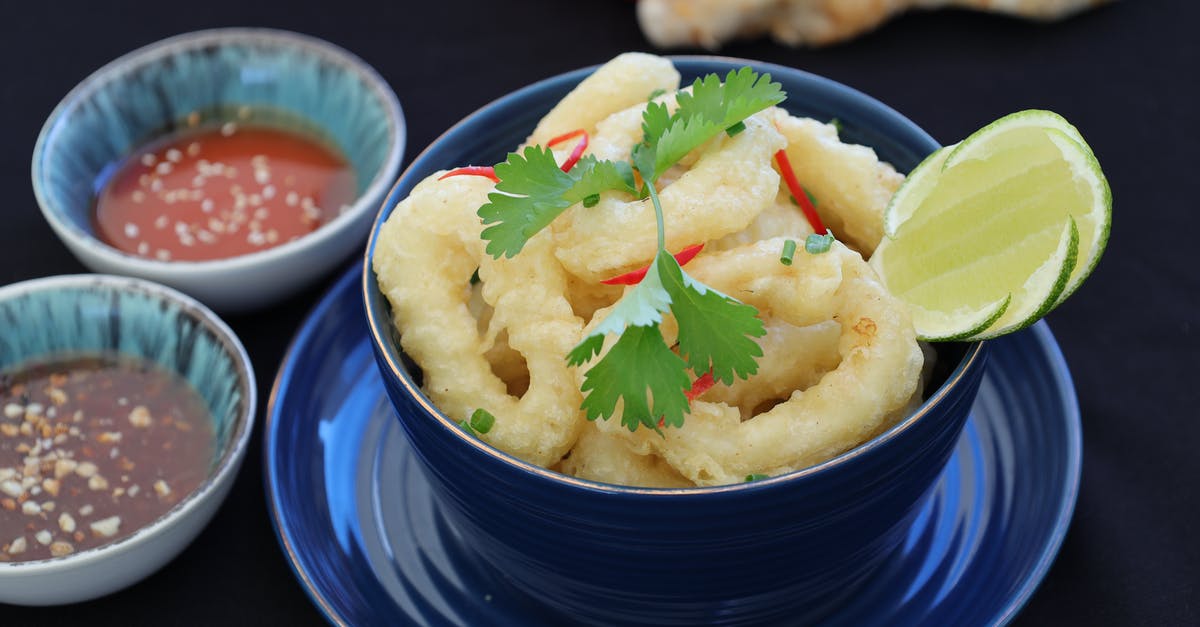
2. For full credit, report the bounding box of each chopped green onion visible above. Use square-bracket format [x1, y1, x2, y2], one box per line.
[583, 193, 601, 208]
[805, 230, 835, 254]
[647, 88, 667, 101]
[780, 239, 797, 266]
[470, 269, 481, 285]
[726, 121, 746, 137]
[469, 408, 495, 434]
[744, 473, 769, 482]
[829, 118, 843, 134]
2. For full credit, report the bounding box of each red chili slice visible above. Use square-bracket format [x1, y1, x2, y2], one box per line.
[439, 166, 499, 183]
[547, 129, 589, 172]
[601, 244, 705, 286]
[773, 149, 827, 234]
[685, 371, 716, 401]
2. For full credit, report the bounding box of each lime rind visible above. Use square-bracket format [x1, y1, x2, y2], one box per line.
[883, 144, 954, 238]
[966, 217, 1079, 340]
[945, 109, 1091, 168]
[1042, 129, 1112, 307]
[912, 293, 1010, 342]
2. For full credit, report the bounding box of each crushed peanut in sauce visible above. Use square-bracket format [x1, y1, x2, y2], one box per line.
[0, 353, 214, 562]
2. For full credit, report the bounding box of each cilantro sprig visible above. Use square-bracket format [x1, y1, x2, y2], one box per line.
[479, 68, 784, 431]
[479, 149, 635, 258]
[634, 68, 784, 185]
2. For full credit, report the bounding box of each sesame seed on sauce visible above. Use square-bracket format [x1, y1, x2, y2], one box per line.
[92, 114, 355, 262]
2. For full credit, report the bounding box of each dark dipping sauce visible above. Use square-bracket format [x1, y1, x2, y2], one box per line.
[0, 353, 215, 562]
[93, 116, 356, 262]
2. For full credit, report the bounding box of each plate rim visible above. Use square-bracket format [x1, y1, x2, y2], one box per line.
[264, 264, 1083, 627]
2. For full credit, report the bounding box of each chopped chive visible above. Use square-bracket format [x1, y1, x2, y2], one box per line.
[744, 473, 769, 482]
[470, 268, 481, 285]
[805, 230, 835, 254]
[469, 408, 495, 434]
[780, 239, 797, 266]
[725, 121, 746, 137]
[583, 193, 601, 208]
[648, 88, 667, 101]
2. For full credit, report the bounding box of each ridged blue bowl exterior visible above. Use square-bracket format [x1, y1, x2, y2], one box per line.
[365, 58, 989, 625]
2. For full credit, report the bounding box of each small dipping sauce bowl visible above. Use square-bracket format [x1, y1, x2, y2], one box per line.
[364, 58, 989, 625]
[32, 28, 405, 313]
[0, 274, 255, 605]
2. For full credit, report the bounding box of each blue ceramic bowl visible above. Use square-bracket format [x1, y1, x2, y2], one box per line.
[0, 274, 255, 605]
[364, 58, 988, 625]
[32, 28, 405, 313]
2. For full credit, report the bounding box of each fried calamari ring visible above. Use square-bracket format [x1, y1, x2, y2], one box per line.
[564, 319, 844, 488]
[552, 114, 785, 283]
[561, 422, 694, 488]
[701, 318, 841, 419]
[373, 174, 586, 466]
[592, 239, 923, 485]
[769, 108, 903, 256]
[526, 52, 680, 147]
[709, 190, 816, 252]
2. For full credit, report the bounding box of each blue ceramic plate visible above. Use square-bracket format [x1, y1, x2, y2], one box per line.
[265, 266, 1081, 626]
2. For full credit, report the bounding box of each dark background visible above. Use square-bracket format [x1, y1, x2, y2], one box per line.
[1, 1, 1196, 625]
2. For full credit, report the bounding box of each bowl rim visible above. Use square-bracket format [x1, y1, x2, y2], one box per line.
[362, 55, 985, 496]
[30, 27, 406, 276]
[0, 273, 257, 573]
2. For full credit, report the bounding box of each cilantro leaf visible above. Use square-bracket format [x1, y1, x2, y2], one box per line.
[646, 115, 721, 182]
[704, 67, 786, 129]
[633, 68, 785, 183]
[479, 147, 635, 258]
[577, 324, 691, 432]
[563, 157, 636, 204]
[657, 255, 765, 385]
[567, 253, 674, 366]
[632, 101, 672, 182]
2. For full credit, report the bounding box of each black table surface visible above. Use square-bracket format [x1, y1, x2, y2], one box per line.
[2, 1, 1195, 625]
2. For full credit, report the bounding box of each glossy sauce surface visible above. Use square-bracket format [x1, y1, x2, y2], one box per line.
[0, 353, 215, 562]
[93, 122, 356, 262]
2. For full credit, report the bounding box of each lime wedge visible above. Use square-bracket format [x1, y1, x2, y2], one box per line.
[870, 110, 1110, 341]
[882, 144, 953, 238]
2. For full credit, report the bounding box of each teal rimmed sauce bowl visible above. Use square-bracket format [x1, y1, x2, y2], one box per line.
[0, 274, 255, 605]
[32, 28, 405, 313]
[363, 57, 988, 625]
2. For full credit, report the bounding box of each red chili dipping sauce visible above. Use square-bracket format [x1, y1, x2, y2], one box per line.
[93, 120, 356, 262]
[0, 353, 215, 562]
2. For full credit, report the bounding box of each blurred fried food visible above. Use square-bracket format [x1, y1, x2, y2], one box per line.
[637, 0, 1113, 49]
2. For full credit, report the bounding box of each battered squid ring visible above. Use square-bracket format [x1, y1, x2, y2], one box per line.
[591, 238, 923, 486]
[373, 174, 586, 466]
[767, 108, 903, 256]
[526, 52, 680, 147]
[551, 113, 785, 284]
[561, 421, 693, 488]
